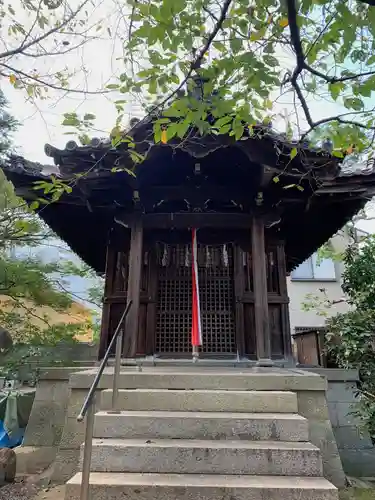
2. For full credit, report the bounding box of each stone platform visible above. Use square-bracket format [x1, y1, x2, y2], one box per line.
[49, 365, 346, 495]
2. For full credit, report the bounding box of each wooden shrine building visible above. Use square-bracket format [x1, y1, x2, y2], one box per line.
[3, 120, 375, 364]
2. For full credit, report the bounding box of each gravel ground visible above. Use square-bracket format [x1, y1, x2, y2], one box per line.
[0, 479, 39, 500]
[0, 479, 374, 500]
[0, 480, 66, 500]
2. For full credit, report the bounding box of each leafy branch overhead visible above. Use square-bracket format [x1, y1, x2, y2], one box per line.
[0, 92, 103, 381]
[0, 0, 112, 96]
[94, 0, 375, 157]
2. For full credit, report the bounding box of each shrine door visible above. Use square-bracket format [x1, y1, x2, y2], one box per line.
[155, 243, 237, 357]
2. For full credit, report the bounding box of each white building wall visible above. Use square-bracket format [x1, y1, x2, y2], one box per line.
[287, 230, 352, 334]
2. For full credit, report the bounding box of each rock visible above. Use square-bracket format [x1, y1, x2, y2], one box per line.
[0, 327, 13, 353]
[0, 448, 16, 484]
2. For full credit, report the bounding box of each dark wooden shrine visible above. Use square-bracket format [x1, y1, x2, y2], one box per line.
[3, 119, 375, 364]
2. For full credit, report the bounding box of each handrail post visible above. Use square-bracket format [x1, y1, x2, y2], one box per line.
[80, 394, 96, 500]
[112, 328, 123, 409]
[76, 300, 132, 500]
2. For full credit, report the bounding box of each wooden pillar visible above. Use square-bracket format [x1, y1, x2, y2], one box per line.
[251, 215, 272, 364]
[98, 241, 116, 360]
[123, 215, 143, 358]
[277, 243, 293, 363]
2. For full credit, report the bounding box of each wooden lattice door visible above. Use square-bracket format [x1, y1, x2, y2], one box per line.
[155, 243, 236, 356]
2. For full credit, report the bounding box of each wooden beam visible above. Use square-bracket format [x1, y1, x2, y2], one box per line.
[116, 212, 253, 229]
[251, 215, 272, 364]
[139, 185, 249, 204]
[123, 215, 143, 357]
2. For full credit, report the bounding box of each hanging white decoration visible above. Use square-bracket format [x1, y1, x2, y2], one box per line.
[185, 245, 190, 267]
[162, 245, 168, 267]
[223, 244, 229, 267]
[206, 246, 211, 268]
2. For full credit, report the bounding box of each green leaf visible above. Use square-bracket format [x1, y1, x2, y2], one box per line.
[230, 38, 242, 53]
[250, 27, 266, 41]
[273, 176, 280, 183]
[213, 41, 226, 53]
[332, 150, 344, 158]
[218, 124, 232, 135]
[154, 126, 162, 144]
[234, 124, 244, 140]
[329, 82, 344, 101]
[129, 151, 144, 164]
[307, 46, 318, 65]
[164, 107, 184, 117]
[358, 82, 373, 98]
[357, 77, 375, 98]
[367, 55, 375, 65]
[176, 119, 190, 138]
[29, 201, 39, 211]
[283, 184, 297, 190]
[62, 117, 80, 127]
[263, 55, 279, 67]
[213, 116, 233, 129]
[106, 84, 120, 90]
[156, 118, 171, 124]
[166, 123, 178, 141]
[290, 147, 298, 159]
[344, 97, 364, 111]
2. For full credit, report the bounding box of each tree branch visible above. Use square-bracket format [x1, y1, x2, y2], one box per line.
[192, 0, 233, 70]
[286, 0, 304, 75]
[140, 0, 233, 112]
[285, 0, 375, 138]
[1, 63, 110, 95]
[286, 0, 315, 128]
[0, 0, 91, 60]
[21, 39, 92, 58]
[306, 65, 375, 84]
[302, 115, 375, 139]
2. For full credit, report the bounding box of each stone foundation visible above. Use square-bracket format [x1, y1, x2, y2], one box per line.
[17, 366, 95, 475]
[305, 368, 375, 478]
[49, 366, 346, 487]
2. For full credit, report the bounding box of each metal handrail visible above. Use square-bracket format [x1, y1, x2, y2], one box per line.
[77, 299, 133, 500]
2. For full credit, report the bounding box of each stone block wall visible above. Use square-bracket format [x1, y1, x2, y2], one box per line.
[51, 387, 102, 482]
[296, 388, 346, 486]
[16, 366, 95, 475]
[305, 368, 375, 478]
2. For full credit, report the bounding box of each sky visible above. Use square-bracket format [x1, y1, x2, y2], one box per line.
[2, 1, 375, 307]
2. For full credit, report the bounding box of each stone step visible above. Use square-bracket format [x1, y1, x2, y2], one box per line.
[70, 366, 326, 392]
[66, 473, 338, 500]
[94, 410, 309, 442]
[84, 438, 322, 476]
[100, 389, 298, 413]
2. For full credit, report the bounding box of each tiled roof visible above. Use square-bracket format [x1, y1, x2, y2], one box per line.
[339, 154, 375, 177]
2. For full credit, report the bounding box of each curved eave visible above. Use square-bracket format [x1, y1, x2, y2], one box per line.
[3, 147, 375, 273]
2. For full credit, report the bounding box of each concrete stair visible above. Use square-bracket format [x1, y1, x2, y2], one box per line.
[87, 438, 322, 476]
[100, 388, 298, 412]
[65, 370, 338, 500]
[93, 410, 309, 441]
[67, 473, 338, 500]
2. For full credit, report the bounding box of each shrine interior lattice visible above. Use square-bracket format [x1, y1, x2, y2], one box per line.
[155, 243, 236, 356]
